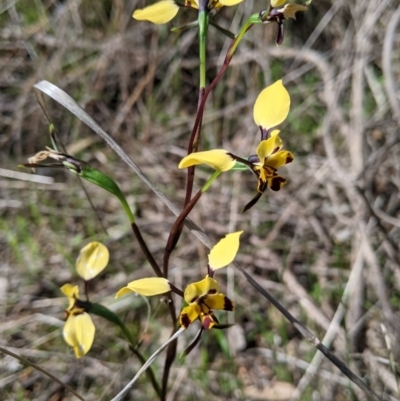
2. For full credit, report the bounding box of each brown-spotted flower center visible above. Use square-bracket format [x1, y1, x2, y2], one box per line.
[180, 276, 234, 329]
[252, 131, 294, 192]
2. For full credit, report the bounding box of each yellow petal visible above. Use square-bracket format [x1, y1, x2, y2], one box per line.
[206, 293, 234, 311]
[283, 4, 308, 19]
[267, 150, 294, 169]
[208, 231, 243, 270]
[271, 0, 286, 7]
[184, 276, 219, 304]
[61, 284, 79, 310]
[115, 287, 134, 298]
[63, 313, 95, 358]
[117, 277, 171, 297]
[61, 283, 80, 299]
[178, 150, 235, 172]
[219, 0, 244, 5]
[76, 242, 109, 281]
[253, 80, 290, 130]
[180, 304, 201, 328]
[256, 137, 276, 161]
[133, 0, 179, 24]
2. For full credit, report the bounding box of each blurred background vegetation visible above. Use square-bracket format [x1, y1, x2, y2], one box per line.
[1, 0, 400, 400]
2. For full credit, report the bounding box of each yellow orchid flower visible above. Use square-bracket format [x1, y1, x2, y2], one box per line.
[61, 284, 95, 358]
[179, 81, 294, 211]
[243, 131, 294, 211]
[116, 231, 242, 332]
[133, 0, 244, 25]
[76, 242, 109, 281]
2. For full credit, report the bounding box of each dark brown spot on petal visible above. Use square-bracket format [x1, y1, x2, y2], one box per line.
[208, 289, 217, 295]
[270, 176, 286, 191]
[223, 296, 234, 311]
[286, 155, 294, 164]
[180, 313, 191, 329]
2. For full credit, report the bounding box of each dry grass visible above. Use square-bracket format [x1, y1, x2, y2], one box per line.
[1, 0, 400, 400]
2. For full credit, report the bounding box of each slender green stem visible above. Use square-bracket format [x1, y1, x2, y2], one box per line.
[198, 10, 209, 89]
[201, 171, 221, 193]
[227, 20, 255, 59]
[119, 195, 135, 224]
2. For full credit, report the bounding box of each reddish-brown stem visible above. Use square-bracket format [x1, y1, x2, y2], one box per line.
[160, 191, 202, 399]
[183, 31, 246, 206]
[163, 190, 203, 277]
[131, 221, 176, 401]
[184, 87, 206, 207]
[160, 26, 252, 400]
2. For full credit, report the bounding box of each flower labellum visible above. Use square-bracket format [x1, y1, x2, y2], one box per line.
[63, 312, 95, 358]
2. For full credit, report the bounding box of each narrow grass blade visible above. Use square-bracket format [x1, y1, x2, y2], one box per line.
[110, 328, 185, 401]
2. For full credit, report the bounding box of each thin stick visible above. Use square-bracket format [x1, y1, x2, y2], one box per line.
[0, 346, 86, 401]
[111, 328, 185, 401]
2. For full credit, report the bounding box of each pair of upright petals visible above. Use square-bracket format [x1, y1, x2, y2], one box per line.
[179, 80, 294, 211]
